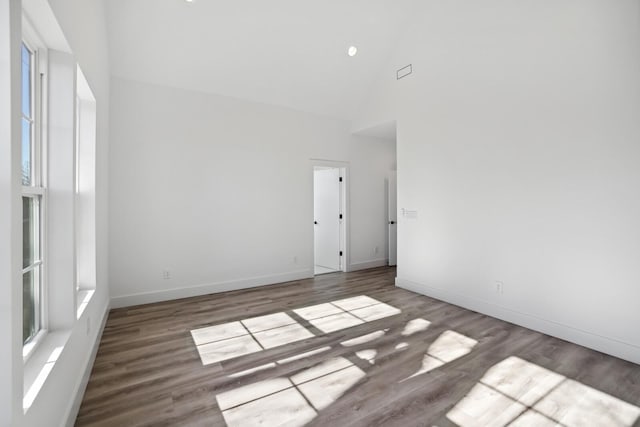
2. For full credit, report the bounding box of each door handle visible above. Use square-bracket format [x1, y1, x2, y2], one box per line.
[314, 221, 318, 225]
[389, 221, 395, 225]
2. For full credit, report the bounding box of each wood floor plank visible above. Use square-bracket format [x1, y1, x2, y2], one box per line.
[76, 267, 640, 427]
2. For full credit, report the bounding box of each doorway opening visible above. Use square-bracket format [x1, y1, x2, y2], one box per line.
[312, 162, 347, 275]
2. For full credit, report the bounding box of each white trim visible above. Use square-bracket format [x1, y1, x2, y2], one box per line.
[111, 269, 314, 309]
[21, 186, 45, 196]
[395, 277, 640, 365]
[62, 299, 109, 427]
[349, 259, 389, 271]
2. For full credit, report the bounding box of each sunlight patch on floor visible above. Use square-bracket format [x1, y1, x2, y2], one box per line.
[217, 356, 365, 427]
[227, 363, 277, 379]
[403, 330, 478, 381]
[355, 349, 377, 364]
[331, 295, 381, 311]
[242, 312, 297, 333]
[191, 313, 315, 365]
[447, 356, 640, 427]
[293, 303, 343, 320]
[192, 295, 401, 366]
[191, 321, 247, 346]
[350, 302, 401, 322]
[197, 335, 263, 365]
[402, 318, 431, 336]
[222, 387, 316, 427]
[252, 323, 315, 349]
[395, 342, 409, 350]
[297, 296, 401, 334]
[310, 312, 364, 333]
[297, 364, 365, 411]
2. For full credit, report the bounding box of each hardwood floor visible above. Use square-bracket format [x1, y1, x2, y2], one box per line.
[76, 267, 640, 427]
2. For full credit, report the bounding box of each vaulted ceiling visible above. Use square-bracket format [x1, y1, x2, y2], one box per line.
[106, 0, 417, 120]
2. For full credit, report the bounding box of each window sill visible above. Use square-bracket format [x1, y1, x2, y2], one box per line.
[23, 330, 70, 413]
[22, 329, 48, 363]
[76, 289, 95, 319]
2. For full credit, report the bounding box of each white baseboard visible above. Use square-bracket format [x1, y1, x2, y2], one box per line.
[349, 259, 388, 272]
[396, 277, 640, 365]
[63, 300, 110, 427]
[111, 269, 314, 309]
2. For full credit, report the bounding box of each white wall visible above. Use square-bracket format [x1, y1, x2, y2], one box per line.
[359, 0, 640, 364]
[109, 77, 395, 307]
[0, 0, 24, 425]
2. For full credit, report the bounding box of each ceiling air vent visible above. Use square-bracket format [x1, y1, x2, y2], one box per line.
[397, 64, 412, 80]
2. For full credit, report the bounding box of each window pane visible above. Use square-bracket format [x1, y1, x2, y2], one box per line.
[21, 117, 31, 186]
[21, 44, 31, 118]
[23, 268, 38, 343]
[22, 197, 35, 268]
[21, 43, 33, 186]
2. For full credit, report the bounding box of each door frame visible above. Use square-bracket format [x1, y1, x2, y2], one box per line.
[387, 170, 397, 266]
[311, 159, 349, 273]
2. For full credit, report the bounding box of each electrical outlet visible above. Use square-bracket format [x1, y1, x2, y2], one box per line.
[374, 246, 379, 255]
[162, 270, 171, 280]
[495, 281, 504, 294]
[293, 256, 298, 264]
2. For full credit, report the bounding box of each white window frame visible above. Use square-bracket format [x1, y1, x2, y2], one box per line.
[21, 19, 49, 362]
[74, 94, 80, 293]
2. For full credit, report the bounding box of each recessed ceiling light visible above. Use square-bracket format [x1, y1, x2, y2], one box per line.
[348, 46, 358, 57]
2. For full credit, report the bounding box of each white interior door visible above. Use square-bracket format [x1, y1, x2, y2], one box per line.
[388, 171, 397, 266]
[314, 168, 341, 271]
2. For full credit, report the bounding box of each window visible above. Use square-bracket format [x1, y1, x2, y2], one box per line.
[21, 41, 45, 346]
[20, 8, 100, 412]
[74, 66, 97, 318]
